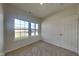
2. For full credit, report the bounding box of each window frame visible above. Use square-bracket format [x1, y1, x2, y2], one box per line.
[31, 22, 39, 36]
[14, 18, 39, 40]
[14, 18, 29, 40]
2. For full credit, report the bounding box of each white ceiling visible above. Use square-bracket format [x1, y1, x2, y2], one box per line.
[11, 3, 75, 19]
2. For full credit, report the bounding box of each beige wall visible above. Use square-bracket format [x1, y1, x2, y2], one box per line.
[42, 5, 78, 53]
[0, 4, 4, 55]
[4, 4, 41, 53]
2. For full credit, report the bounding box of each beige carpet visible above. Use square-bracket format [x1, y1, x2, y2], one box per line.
[5, 40, 78, 56]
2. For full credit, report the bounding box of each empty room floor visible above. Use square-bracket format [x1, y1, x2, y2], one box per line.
[5, 40, 78, 56]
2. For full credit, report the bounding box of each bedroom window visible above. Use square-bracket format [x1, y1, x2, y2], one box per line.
[14, 18, 39, 40]
[14, 19, 29, 40]
[31, 23, 39, 36]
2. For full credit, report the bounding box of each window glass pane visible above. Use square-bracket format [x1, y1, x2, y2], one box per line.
[20, 30, 25, 38]
[15, 33, 21, 39]
[36, 24, 38, 29]
[20, 30, 25, 32]
[20, 29, 29, 38]
[25, 33, 29, 37]
[25, 30, 29, 32]
[25, 22, 29, 29]
[31, 23, 35, 29]
[15, 19, 21, 25]
[15, 31, 21, 39]
[31, 32, 35, 36]
[21, 24, 25, 30]
[15, 30, 21, 33]
[15, 24, 20, 29]
[20, 20, 24, 25]
[21, 32, 25, 39]
[36, 30, 38, 36]
[31, 30, 35, 36]
[31, 30, 35, 32]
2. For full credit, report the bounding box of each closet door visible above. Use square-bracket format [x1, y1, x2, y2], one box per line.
[55, 19, 63, 46]
[61, 15, 77, 53]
